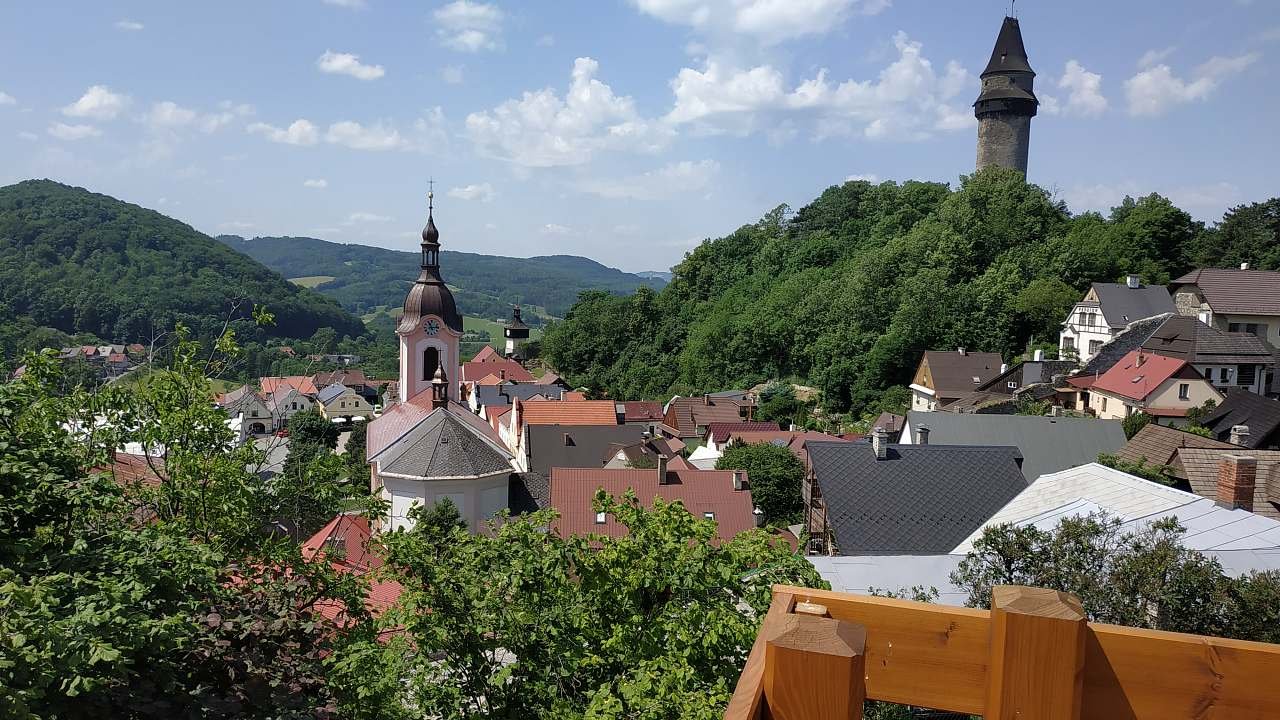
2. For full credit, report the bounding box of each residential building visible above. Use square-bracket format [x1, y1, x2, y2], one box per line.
[525, 424, 646, 477]
[908, 349, 1004, 412]
[1113, 423, 1236, 484]
[313, 368, 379, 405]
[604, 435, 687, 469]
[497, 399, 621, 470]
[722, 429, 848, 467]
[1085, 350, 1222, 420]
[536, 372, 572, 390]
[315, 383, 375, 422]
[548, 466, 759, 543]
[460, 357, 533, 384]
[661, 393, 756, 442]
[898, 411, 1124, 482]
[264, 387, 316, 430]
[1139, 314, 1274, 395]
[868, 412, 905, 436]
[1201, 390, 1280, 449]
[618, 400, 664, 429]
[804, 430, 1026, 555]
[1172, 267, 1280, 350]
[702, 421, 782, 452]
[975, 352, 1076, 396]
[301, 513, 403, 618]
[260, 375, 319, 397]
[469, 382, 567, 413]
[218, 385, 272, 438]
[1058, 277, 1176, 363]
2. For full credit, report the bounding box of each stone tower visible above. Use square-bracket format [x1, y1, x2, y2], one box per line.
[974, 16, 1038, 174]
[396, 192, 464, 404]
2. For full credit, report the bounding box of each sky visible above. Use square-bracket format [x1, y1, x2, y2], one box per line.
[1, 1, 1277, 273]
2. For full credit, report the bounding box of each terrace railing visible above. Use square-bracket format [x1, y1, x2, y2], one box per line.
[725, 584, 1280, 720]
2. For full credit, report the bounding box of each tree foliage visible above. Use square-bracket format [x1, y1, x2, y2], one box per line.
[716, 442, 806, 524]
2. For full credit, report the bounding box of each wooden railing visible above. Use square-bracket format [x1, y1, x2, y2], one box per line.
[725, 584, 1280, 720]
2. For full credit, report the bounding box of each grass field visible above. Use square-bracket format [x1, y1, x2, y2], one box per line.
[288, 275, 336, 288]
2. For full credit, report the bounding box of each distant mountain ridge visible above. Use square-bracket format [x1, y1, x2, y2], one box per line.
[217, 235, 666, 321]
[0, 180, 367, 351]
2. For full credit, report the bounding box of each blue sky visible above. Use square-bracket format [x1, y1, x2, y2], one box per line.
[1, 1, 1276, 273]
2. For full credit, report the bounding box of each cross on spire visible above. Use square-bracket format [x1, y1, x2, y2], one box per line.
[428, 178, 434, 212]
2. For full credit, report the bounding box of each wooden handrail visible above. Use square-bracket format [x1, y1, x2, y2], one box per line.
[726, 584, 1280, 720]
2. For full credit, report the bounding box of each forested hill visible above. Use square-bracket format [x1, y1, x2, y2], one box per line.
[0, 180, 367, 353]
[218, 235, 667, 320]
[542, 168, 1279, 414]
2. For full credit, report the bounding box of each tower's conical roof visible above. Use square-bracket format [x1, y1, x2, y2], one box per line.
[398, 191, 464, 335]
[982, 16, 1034, 76]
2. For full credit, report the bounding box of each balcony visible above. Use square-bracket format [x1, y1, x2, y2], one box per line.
[725, 584, 1280, 719]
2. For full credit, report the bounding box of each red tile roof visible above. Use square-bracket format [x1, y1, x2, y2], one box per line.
[664, 395, 754, 436]
[518, 399, 619, 426]
[622, 401, 664, 422]
[706, 421, 781, 443]
[549, 467, 755, 543]
[261, 375, 319, 396]
[302, 514, 403, 619]
[727, 430, 849, 462]
[461, 358, 533, 383]
[101, 451, 163, 488]
[563, 391, 587, 401]
[471, 345, 501, 363]
[1091, 350, 1193, 402]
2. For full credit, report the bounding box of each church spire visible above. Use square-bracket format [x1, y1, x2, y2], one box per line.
[419, 185, 441, 281]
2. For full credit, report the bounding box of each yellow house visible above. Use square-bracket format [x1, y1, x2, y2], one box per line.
[316, 382, 375, 421]
[1085, 350, 1222, 420]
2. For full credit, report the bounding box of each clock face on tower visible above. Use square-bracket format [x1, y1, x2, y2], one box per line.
[424, 319, 440, 336]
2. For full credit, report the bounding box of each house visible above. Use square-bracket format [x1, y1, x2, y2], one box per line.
[1113, 423, 1236, 483]
[702, 421, 782, 452]
[301, 513, 403, 619]
[898, 411, 1124, 481]
[1172, 266, 1280, 350]
[722, 429, 849, 467]
[619, 400, 664, 426]
[260, 375, 319, 397]
[908, 349, 1004, 412]
[470, 345, 502, 363]
[810, 461, 1280, 604]
[804, 429, 1026, 555]
[548, 466, 759, 543]
[264, 387, 317, 430]
[604, 435, 688, 469]
[1085, 350, 1222, 420]
[313, 368, 379, 405]
[662, 394, 756, 441]
[1138, 314, 1274, 396]
[1201, 390, 1280, 449]
[218, 385, 272, 438]
[469, 382, 567, 413]
[497, 399, 621, 470]
[535, 371, 572, 390]
[524, 424, 646, 477]
[315, 383, 375, 422]
[971, 351, 1076, 398]
[460, 357, 533, 384]
[869, 412, 905, 436]
[1059, 277, 1176, 363]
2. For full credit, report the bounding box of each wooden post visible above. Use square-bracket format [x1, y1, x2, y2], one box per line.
[985, 585, 1087, 720]
[763, 612, 866, 720]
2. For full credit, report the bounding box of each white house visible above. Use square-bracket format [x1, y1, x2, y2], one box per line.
[1059, 277, 1176, 363]
[316, 382, 375, 421]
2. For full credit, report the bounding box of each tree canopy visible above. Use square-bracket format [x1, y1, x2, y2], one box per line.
[716, 441, 806, 525]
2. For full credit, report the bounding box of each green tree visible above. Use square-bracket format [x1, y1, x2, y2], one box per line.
[287, 408, 339, 450]
[716, 442, 806, 524]
[1122, 411, 1152, 440]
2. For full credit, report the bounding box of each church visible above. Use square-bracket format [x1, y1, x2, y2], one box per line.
[363, 193, 529, 533]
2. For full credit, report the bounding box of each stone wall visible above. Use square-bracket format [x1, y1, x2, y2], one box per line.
[976, 112, 1031, 174]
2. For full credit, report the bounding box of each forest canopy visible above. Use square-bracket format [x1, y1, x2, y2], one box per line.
[542, 168, 1279, 413]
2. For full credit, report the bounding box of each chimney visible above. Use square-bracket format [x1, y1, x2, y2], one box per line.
[657, 453, 670, 484]
[753, 507, 765, 528]
[872, 426, 889, 460]
[1241, 262, 1251, 270]
[915, 425, 930, 445]
[957, 347, 967, 356]
[1033, 349, 1044, 362]
[1230, 425, 1251, 447]
[499, 369, 506, 380]
[1134, 352, 1144, 368]
[1126, 274, 1140, 289]
[732, 471, 744, 491]
[1216, 455, 1257, 511]
[789, 422, 797, 432]
[1000, 363, 1008, 374]
[703, 393, 711, 405]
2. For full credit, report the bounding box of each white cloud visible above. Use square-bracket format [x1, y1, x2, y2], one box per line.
[1061, 180, 1244, 220]
[322, 0, 366, 7]
[578, 159, 719, 200]
[441, 65, 465, 84]
[317, 50, 385, 80]
[303, 178, 329, 189]
[632, 0, 887, 44]
[48, 122, 101, 140]
[1125, 52, 1260, 116]
[447, 182, 496, 201]
[114, 19, 144, 31]
[248, 119, 321, 145]
[466, 57, 670, 167]
[143, 100, 251, 133]
[345, 211, 393, 225]
[17, 131, 38, 141]
[845, 173, 879, 182]
[325, 120, 406, 150]
[63, 85, 129, 120]
[1057, 60, 1108, 117]
[0, 91, 14, 106]
[1137, 47, 1176, 69]
[434, 1, 504, 52]
[218, 220, 255, 231]
[541, 223, 573, 235]
[144, 101, 197, 128]
[666, 32, 974, 140]
[536, 34, 555, 47]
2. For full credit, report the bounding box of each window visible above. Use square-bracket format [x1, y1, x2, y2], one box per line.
[291, 402, 298, 410]
[1240, 364, 1258, 386]
[703, 511, 715, 520]
[1178, 383, 1190, 400]
[422, 346, 439, 382]
[340, 401, 346, 408]
[1007, 381, 1018, 389]
[1229, 322, 1267, 338]
[1089, 340, 1103, 355]
[594, 511, 606, 524]
[1100, 396, 1108, 412]
[1062, 336, 1076, 350]
[1218, 368, 1229, 384]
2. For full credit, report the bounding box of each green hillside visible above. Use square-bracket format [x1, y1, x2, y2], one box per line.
[0, 180, 367, 362]
[543, 168, 1277, 414]
[218, 234, 666, 321]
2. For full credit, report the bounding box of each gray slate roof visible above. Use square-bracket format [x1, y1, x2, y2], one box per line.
[978, 359, 1077, 393]
[1140, 315, 1275, 366]
[316, 383, 348, 405]
[1078, 313, 1171, 377]
[474, 383, 566, 408]
[1090, 282, 1176, 329]
[808, 441, 1027, 554]
[1202, 390, 1280, 449]
[372, 408, 513, 479]
[902, 411, 1125, 481]
[526, 424, 646, 477]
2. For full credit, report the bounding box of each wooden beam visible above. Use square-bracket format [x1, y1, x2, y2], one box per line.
[1082, 621, 1280, 719]
[724, 591, 796, 720]
[985, 585, 1087, 720]
[771, 584, 991, 715]
[763, 613, 866, 720]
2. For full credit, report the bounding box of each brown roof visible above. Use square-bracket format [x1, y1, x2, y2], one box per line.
[1140, 315, 1275, 366]
[1115, 423, 1236, 478]
[1177, 447, 1280, 520]
[549, 467, 755, 543]
[471, 345, 501, 363]
[706, 421, 781, 443]
[461, 358, 533, 383]
[519, 399, 619, 426]
[1173, 268, 1280, 315]
[622, 401, 664, 422]
[260, 375, 319, 396]
[313, 369, 370, 388]
[727, 430, 849, 464]
[870, 412, 905, 434]
[920, 350, 1004, 397]
[663, 395, 754, 437]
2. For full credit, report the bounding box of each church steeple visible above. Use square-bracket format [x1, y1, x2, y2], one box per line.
[419, 190, 441, 280]
[397, 187, 463, 404]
